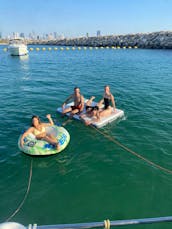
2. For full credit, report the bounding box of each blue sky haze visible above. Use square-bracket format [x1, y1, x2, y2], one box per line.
[0, 0, 172, 37]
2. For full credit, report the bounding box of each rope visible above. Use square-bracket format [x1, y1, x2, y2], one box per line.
[5, 158, 33, 222]
[91, 126, 172, 174]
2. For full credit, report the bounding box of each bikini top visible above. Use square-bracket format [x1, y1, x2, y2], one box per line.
[33, 126, 46, 136]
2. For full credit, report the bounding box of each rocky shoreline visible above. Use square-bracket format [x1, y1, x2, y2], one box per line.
[27, 31, 172, 49]
[1, 31, 172, 49]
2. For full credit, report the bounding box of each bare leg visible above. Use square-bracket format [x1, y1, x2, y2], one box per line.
[86, 96, 95, 106]
[84, 96, 96, 116]
[69, 108, 81, 119]
[96, 100, 104, 109]
[95, 110, 100, 121]
[99, 107, 113, 118]
[62, 107, 72, 114]
[43, 135, 60, 150]
[84, 120, 92, 126]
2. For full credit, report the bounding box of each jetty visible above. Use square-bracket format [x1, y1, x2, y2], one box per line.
[27, 31, 172, 49]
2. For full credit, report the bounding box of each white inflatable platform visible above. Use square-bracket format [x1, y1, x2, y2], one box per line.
[57, 99, 124, 128]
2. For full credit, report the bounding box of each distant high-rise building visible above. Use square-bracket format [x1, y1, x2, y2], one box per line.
[86, 33, 89, 38]
[13, 32, 19, 38]
[54, 32, 58, 39]
[97, 30, 101, 37]
[29, 33, 32, 39]
[29, 31, 36, 40]
[20, 33, 25, 38]
[0, 32, 2, 39]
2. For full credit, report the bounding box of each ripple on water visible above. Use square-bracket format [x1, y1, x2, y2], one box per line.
[0, 48, 172, 224]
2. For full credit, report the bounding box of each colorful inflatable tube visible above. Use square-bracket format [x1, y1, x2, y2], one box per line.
[18, 125, 70, 156]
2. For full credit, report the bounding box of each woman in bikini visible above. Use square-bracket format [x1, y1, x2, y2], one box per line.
[20, 114, 60, 150]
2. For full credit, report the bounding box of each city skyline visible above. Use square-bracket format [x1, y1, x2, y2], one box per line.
[5, 30, 102, 40]
[0, 0, 172, 38]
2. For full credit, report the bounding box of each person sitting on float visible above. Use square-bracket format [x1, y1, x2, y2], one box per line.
[62, 87, 84, 117]
[98, 85, 116, 117]
[20, 114, 59, 150]
[80, 96, 100, 125]
[80, 85, 116, 125]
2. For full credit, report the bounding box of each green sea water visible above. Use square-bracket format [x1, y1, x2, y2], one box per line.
[0, 46, 172, 228]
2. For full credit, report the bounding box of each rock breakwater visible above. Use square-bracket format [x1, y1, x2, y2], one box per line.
[28, 31, 172, 49]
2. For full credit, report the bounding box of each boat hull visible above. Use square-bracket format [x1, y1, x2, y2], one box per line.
[8, 44, 28, 56]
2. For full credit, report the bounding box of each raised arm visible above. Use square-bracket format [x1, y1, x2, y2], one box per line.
[45, 114, 54, 126]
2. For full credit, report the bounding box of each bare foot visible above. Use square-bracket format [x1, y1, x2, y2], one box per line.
[112, 108, 116, 113]
[85, 120, 92, 126]
[80, 114, 86, 119]
[56, 143, 60, 150]
[90, 96, 95, 101]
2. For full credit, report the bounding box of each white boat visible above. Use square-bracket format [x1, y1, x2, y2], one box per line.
[8, 38, 28, 56]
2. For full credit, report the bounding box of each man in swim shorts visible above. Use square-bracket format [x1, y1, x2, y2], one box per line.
[62, 87, 84, 116]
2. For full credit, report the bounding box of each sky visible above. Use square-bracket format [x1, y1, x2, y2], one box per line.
[0, 0, 172, 38]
